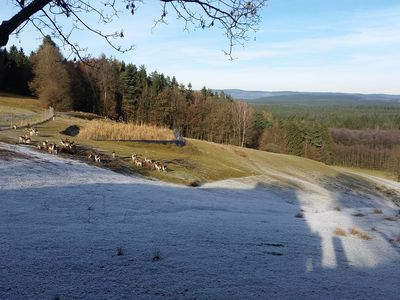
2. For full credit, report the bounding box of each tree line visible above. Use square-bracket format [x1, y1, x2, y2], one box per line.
[330, 128, 400, 180]
[1, 37, 398, 180]
[264, 102, 400, 130]
[0, 37, 266, 148]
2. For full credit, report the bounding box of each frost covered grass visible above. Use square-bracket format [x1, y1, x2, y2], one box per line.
[79, 120, 175, 141]
[1, 143, 400, 299]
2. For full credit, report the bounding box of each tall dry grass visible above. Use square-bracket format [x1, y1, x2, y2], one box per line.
[79, 120, 175, 141]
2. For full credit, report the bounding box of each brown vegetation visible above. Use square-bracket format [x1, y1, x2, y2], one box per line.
[79, 120, 175, 141]
[349, 227, 372, 240]
[330, 128, 400, 180]
[334, 228, 347, 237]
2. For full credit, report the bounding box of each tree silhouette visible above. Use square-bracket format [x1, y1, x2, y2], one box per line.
[0, 0, 268, 59]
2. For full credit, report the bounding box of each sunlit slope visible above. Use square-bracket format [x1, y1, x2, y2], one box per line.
[0, 93, 45, 128]
[0, 96, 396, 193]
[0, 110, 339, 185]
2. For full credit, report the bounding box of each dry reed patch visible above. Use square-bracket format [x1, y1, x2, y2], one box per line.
[349, 227, 372, 240]
[79, 120, 175, 141]
[334, 228, 347, 237]
[372, 208, 383, 214]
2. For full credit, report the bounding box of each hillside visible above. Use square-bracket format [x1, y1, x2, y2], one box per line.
[1, 108, 392, 186]
[217, 89, 400, 104]
[1, 141, 400, 299]
[1, 94, 400, 298]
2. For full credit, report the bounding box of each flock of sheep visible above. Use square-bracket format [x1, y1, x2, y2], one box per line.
[15, 125, 168, 173]
[86, 151, 167, 173]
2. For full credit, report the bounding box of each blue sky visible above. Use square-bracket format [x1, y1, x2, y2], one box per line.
[2, 0, 400, 94]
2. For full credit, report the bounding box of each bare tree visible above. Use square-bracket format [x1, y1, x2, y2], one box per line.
[0, 0, 268, 59]
[232, 100, 254, 147]
[387, 145, 400, 182]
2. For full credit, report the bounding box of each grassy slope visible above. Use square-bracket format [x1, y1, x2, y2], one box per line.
[0, 93, 44, 113]
[0, 94, 396, 188]
[0, 94, 45, 128]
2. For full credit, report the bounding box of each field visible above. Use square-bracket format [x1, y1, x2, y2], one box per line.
[1, 141, 400, 299]
[1, 94, 400, 299]
[1, 93, 397, 185]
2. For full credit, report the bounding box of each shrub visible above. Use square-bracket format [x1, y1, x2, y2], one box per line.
[352, 212, 365, 217]
[152, 250, 161, 262]
[187, 180, 202, 187]
[372, 208, 383, 214]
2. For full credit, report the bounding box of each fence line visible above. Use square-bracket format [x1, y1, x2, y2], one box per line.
[0, 107, 54, 130]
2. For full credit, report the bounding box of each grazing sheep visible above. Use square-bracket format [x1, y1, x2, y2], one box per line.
[47, 144, 58, 154]
[18, 135, 31, 144]
[154, 162, 162, 172]
[28, 128, 39, 136]
[88, 152, 94, 160]
[131, 153, 138, 161]
[12, 124, 17, 130]
[112, 151, 116, 159]
[42, 140, 49, 149]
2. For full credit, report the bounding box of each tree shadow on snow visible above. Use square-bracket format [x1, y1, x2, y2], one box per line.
[0, 173, 399, 299]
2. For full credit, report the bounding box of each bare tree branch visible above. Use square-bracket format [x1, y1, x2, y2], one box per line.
[1, 0, 268, 60]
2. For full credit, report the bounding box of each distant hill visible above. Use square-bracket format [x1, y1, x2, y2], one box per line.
[215, 89, 400, 104]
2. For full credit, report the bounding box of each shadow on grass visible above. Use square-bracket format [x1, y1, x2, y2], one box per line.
[0, 167, 399, 299]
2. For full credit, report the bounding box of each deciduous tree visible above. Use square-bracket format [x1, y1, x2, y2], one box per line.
[29, 36, 72, 110]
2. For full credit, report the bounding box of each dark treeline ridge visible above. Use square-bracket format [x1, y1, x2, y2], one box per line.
[1, 37, 399, 180]
[262, 102, 400, 129]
